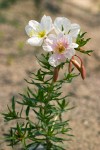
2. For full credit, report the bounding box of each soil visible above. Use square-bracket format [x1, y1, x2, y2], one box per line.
[0, 0, 100, 150]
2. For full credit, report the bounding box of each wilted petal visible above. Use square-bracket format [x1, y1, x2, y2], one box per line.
[69, 23, 80, 38]
[27, 37, 43, 46]
[41, 15, 53, 34]
[54, 17, 71, 34]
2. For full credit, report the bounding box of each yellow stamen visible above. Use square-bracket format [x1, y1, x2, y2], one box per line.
[38, 31, 46, 38]
[57, 43, 65, 53]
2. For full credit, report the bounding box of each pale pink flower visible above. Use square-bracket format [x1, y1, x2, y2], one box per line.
[43, 33, 78, 67]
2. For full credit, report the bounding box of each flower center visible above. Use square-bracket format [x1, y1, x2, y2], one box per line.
[57, 43, 65, 54]
[38, 31, 46, 38]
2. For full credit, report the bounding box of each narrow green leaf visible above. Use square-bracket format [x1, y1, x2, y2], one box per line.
[26, 106, 30, 117]
[12, 97, 15, 112]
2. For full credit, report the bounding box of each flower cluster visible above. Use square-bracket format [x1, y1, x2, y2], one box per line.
[25, 15, 80, 65]
[25, 15, 90, 80]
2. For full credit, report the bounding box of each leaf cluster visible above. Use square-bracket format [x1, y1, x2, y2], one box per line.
[76, 32, 93, 55]
[2, 53, 77, 150]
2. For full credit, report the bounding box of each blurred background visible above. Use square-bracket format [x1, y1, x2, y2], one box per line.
[0, 0, 100, 149]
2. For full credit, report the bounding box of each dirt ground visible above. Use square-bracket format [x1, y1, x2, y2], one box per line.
[0, 0, 100, 150]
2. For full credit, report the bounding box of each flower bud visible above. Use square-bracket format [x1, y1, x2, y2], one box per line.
[68, 61, 73, 73]
[71, 56, 81, 72]
[81, 63, 86, 80]
[53, 67, 59, 82]
[71, 55, 86, 80]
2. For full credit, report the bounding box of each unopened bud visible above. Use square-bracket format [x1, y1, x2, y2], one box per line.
[81, 64, 86, 80]
[71, 55, 86, 80]
[53, 67, 59, 82]
[68, 61, 73, 73]
[71, 57, 81, 72]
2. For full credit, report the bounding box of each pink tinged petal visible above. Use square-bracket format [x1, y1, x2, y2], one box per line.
[54, 17, 71, 34]
[41, 15, 53, 34]
[48, 54, 61, 67]
[65, 35, 72, 44]
[28, 20, 39, 31]
[64, 48, 75, 60]
[69, 23, 80, 38]
[43, 34, 57, 51]
[56, 54, 66, 62]
[57, 33, 64, 41]
[49, 54, 66, 67]
[47, 34, 57, 47]
[27, 37, 43, 46]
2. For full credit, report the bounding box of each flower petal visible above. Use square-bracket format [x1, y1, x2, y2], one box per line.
[28, 20, 39, 31]
[43, 34, 57, 51]
[68, 43, 78, 49]
[46, 34, 57, 44]
[48, 54, 66, 67]
[25, 25, 35, 37]
[27, 37, 43, 46]
[65, 48, 75, 60]
[48, 54, 61, 67]
[69, 23, 80, 38]
[42, 45, 53, 52]
[65, 35, 72, 44]
[41, 15, 53, 34]
[54, 17, 71, 34]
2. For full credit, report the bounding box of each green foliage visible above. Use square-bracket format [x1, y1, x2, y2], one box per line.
[2, 97, 19, 121]
[76, 32, 93, 55]
[2, 53, 78, 150]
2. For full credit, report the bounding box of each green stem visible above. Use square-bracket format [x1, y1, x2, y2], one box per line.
[22, 138, 27, 149]
[46, 137, 52, 150]
[43, 67, 59, 149]
[44, 78, 54, 150]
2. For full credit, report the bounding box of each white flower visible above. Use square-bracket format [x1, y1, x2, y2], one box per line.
[25, 15, 53, 46]
[43, 33, 78, 67]
[54, 17, 80, 38]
